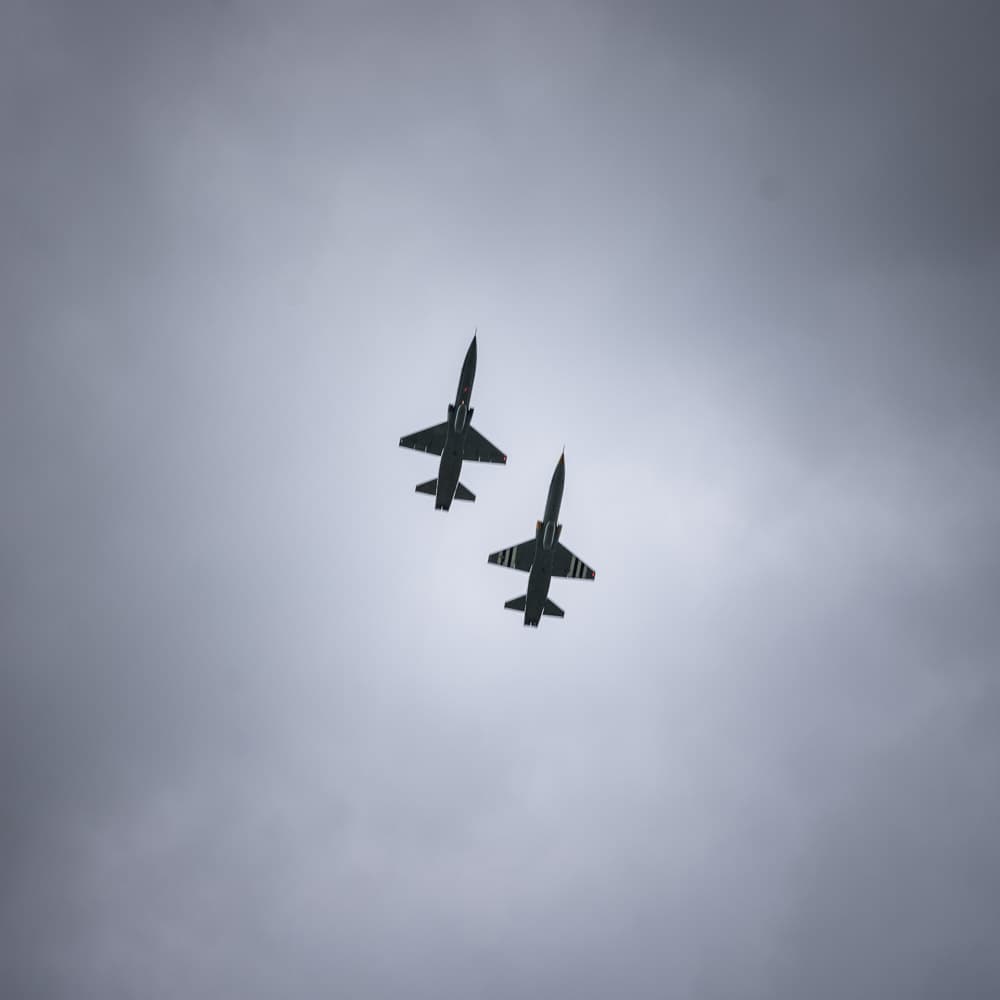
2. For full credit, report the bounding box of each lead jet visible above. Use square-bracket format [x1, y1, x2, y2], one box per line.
[399, 334, 507, 510]
[488, 451, 596, 626]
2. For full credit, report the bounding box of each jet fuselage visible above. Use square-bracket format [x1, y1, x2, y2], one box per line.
[435, 336, 477, 510]
[524, 453, 565, 624]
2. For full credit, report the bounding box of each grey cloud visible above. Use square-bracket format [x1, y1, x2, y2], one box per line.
[2, 2, 999, 998]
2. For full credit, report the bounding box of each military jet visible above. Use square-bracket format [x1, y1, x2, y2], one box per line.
[399, 334, 507, 510]
[488, 451, 596, 626]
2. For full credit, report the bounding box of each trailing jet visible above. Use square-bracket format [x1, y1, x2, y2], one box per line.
[488, 451, 596, 626]
[399, 334, 507, 510]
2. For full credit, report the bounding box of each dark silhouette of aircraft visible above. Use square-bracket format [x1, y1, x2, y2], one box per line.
[399, 334, 506, 510]
[488, 451, 596, 626]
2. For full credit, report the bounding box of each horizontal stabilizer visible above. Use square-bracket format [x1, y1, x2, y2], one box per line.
[542, 598, 564, 618]
[504, 595, 527, 612]
[454, 482, 476, 502]
[415, 479, 437, 495]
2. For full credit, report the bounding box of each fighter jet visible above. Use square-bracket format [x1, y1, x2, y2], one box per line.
[488, 451, 596, 626]
[399, 334, 507, 510]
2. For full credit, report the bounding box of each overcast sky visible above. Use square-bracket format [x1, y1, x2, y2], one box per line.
[2, 2, 999, 997]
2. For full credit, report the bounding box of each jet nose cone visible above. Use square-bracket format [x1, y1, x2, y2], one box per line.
[558, 449, 565, 466]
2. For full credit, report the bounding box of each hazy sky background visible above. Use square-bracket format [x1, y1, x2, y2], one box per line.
[3, 2, 999, 997]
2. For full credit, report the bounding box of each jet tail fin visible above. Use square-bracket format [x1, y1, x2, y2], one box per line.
[415, 479, 437, 495]
[542, 598, 564, 618]
[454, 482, 476, 502]
[504, 595, 527, 612]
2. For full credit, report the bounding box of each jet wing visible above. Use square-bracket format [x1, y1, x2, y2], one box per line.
[552, 542, 596, 580]
[399, 422, 448, 456]
[488, 539, 536, 572]
[463, 426, 507, 464]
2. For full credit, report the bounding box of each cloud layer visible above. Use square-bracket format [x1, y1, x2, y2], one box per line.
[3, 3, 999, 997]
